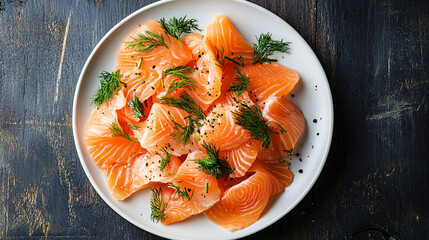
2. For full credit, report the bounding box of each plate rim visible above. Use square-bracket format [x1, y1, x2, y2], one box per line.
[72, 0, 334, 239]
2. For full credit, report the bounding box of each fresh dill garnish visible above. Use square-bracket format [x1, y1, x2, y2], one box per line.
[163, 66, 197, 96]
[128, 93, 145, 118]
[283, 148, 294, 155]
[167, 182, 194, 201]
[225, 56, 245, 67]
[276, 123, 287, 134]
[159, 92, 206, 121]
[150, 187, 168, 223]
[253, 33, 291, 64]
[171, 118, 195, 145]
[205, 182, 209, 193]
[158, 147, 172, 171]
[164, 172, 175, 176]
[126, 31, 169, 54]
[214, 46, 225, 68]
[110, 122, 139, 142]
[91, 70, 126, 107]
[193, 134, 201, 140]
[228, 68, 249, 97]
[159, 16, 201, 44]
[195, 141, 233, 179]
[231, 102, 276, 149]
[137, 57, 143, 69]
[127, 123, 141, 130]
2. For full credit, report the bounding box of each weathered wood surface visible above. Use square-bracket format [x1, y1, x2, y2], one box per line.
[0, 0, 427, 239]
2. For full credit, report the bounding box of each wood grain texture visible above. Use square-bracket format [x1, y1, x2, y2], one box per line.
[0, 0, 427, 239]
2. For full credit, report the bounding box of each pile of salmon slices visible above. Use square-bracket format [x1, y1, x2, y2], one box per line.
[85, 15, 305, 232]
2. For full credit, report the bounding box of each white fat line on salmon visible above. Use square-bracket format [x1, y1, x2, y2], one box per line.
[53, 12, 71, 105]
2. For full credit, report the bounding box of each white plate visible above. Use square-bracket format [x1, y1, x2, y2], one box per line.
[73, 0, 333, 239]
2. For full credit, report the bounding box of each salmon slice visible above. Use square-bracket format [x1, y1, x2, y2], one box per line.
[85, 91, 146, 168]
[262, 96, 305, 155]
[205, 15, 254, 63]
[258, 158, 294, 197]
[240, 63, 300, 106]
[116, 20, 193, 102]
[181, 33, 222, 110]
[158, 151, 221, 224]
[101, 152, 181, 200]
[134, 103, 197, 155]
[116, 20, 192, 74]
[220, 139, 260, 178]
[203, 162, 277, 231]
[197, 105, 252, 150]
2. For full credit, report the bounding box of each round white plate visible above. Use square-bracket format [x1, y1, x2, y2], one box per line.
[73, 0, 334, 239]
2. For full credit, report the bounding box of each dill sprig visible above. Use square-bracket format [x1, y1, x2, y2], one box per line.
[253, 33, 291, 64]
[150, 187, 168, 223]
[171, 118, 195, 145]
[228, 68, 249, 97]
[225, 56, 245, 67]
[231, 102, 275, 149]
[159, 16, 201, 43]
[167, 182, 194, 201]
[195, 142, 233, 179]
[214, 46, 225, 68]
[91, 70, 126, 107]
[128, 93, 145, 119]
[127, 123, 140, 130]
[126, 31, 169, 54]
[159, 92, 206, 121]
[158, 147, 172, 171]
[163, 66, 197, 96]
[110, 122, 139, 142]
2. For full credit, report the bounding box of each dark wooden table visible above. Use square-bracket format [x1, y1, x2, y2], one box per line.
[1, 0, 428, 239]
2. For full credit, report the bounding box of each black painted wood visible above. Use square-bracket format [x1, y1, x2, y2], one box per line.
[0, 0, 427, 239]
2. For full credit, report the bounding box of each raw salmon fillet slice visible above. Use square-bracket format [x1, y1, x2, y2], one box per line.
[101, 152, 181, 200]
[203, 162, 277, 231]
[158, 151, 221, 224]
[205, 15, 254, 63]
[258, 158, 294, 197]
[182, 33, 222, 110]
[220, 139, 260, 178]
[85, 91, 145, 168]
[116, 20, 192, 74]
[134, 103, 198, 155]
[262, 96, 305, 155]
[240, 63, 300, 106]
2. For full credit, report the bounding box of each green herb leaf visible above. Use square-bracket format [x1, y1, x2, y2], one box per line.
[137, 57, 143, 69]
[91, 70, 126, 107]
[171, 118, 195, 145]
[126, 30, 169, 54]
[150, 187, 168, 223]
[110, 122, 139, 142]
[214, 46, 225, 68]
[127, 123, 141, 130]
[205, 182, 209, 193]
[253, 33, 291, 64]
[225, 56, 245, 67]
[167, 182, 194, 201]
[231, 101, 275, 149]
[160, 92, 206, 121]
[159, 16, 201, 42]
[195, 141, 233, 179]
[158, 147, 172, 171]
[228, 68, 250, 97]
[128, 93, 145, 119]
[163, 66, 197, 96]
